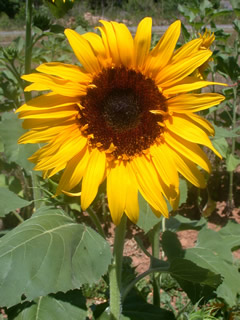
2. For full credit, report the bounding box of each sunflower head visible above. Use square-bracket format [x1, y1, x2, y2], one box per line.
[195, 29, 215, 79]
[199, 29, 215, 49]
[17, 18, 225, 225]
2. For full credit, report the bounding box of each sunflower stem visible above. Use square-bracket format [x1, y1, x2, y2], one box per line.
[109, 214, 127, 320]
[150, 221, 161, 307]
[228, 85, 238, 207]
[24, 0, 32, 102]
[31, 172, 42, 210]
[24, 0, 43, 210]
[12, 210, 24, 223]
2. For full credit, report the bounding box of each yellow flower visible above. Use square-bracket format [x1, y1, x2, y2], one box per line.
[196, 29, 215, 80]
[17, 18, 225, 225]
[199, 29, 215, 49]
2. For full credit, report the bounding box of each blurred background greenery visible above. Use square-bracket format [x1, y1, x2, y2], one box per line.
[0, 0, 236, 31]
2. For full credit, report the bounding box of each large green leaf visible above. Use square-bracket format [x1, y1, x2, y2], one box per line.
[218, 221, 240, 250]
[8, 290, 87, 320]
[213, 125, 239, 139]
[0, 187, 31, 217]
[162, 231, 222, 304]
[97, 312, 130, 320]
[123, 290, 175, 320]
[0, 112, 38, 172]
[169, 258, 221, 287]
[162, 230, 184, 261]
[185, 225, 240, 306]
[162, 232, 221, 287]
[93, 288, 172, 320]
[226, 154, 240, 172]
[212, 137, 229, 158]
[0, 210, 112, 307]
[165, 215, 205, 232]
[137, 193, 159, 233]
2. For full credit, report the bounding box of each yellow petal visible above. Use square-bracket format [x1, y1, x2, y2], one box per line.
[62, 191, 82, 197]
[18, 125, 70, 144]
[22, 73, 87, 97]
[167, 146, 206, 188]
[18, 106, 78, 119]
[163, 77, 226, 95]
[34, 136, 86, 171]
[16, 92, 80, 113]
[82, 32, 109, 67]
[165, 114, 221, 157]
[98, 20, 120, 66]
[107, 161, 127, 225]
[28, 124, 78, 160]
[81, 148, 106, 210]
[185, 113, 215, 136]
[33, 126, 87, 170]
[171, 38, 203, 63]
[64, 29, 100, 74]
[43, 162, 66, 178]
[22, 117, 75, 130]
[130, 155, 168, 217]
[168, 93, 225, 113]
[82, 32, 106, 56]
[156, 50, 212, 87]
[133, 17, 152, 69]
[150, 143, 179, 188]
[56, 147, 90, 195]
[164, 130, 211, 173]
[36, 62, 92, 83]
[112, 21, 134, 67]
[124, 163, 139, 224]
[144, 20, 181, 77]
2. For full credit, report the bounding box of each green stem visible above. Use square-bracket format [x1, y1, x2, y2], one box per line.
[25, 0, 32, 75]
[87, 207, 106, 239]
[109, 214, 127, 320]
[24, 0, 32, 102]
[31, 172, 42, 210]
[211, 71, 217, 125]
[13, 210, 24, 223]
[122, 264, 169, 303]
[150, 221, 161, 306]
[228, 86, 237, 207]
[24, 0, 43, 210]
[31, 33, 45, 49]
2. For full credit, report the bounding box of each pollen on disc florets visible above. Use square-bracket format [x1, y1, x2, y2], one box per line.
[78, 67, 168, 159]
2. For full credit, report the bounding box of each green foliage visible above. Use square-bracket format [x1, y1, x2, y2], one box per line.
[45, 0, 74, 18]
[8, 290, 88, 319]
[0, 112, 38, 172]
[185, 223, 240, 307]
[122, 290, 176, 320]
[160, 232, 222, 304]
[0, 187, 31, 217]
[0, 207, 112, 308]
[0, 0, 20, 18]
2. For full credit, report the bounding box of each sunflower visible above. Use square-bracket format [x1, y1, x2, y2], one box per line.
[17, 18, 225, 225]
[196, 29, 215, 80]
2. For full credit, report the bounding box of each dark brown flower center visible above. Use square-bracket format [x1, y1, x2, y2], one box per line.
[102, 88, 141, 132]
[79, 67, 167, 158]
